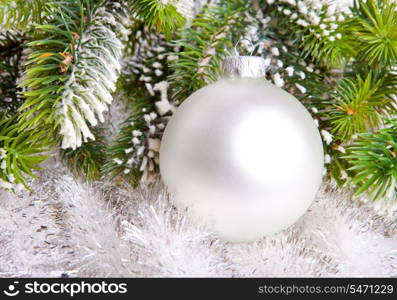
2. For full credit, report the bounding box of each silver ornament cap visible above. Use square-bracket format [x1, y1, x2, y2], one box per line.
[221, 56, 267, 79]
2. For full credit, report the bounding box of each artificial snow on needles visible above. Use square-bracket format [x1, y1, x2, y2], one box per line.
[58, 6, 127, 150]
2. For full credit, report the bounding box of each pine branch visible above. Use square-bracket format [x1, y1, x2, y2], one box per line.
[104, 26, 172, 184]
[61, 126, 107, 181]
[257, 1, 397, 187]
[169, 0, 247, 104]
[345, 125, 397, 207]
[327, 72, 397, 141]
[0, 30, 25, 114]
[349, 0, 397, 66]
[0, 0, 129, 189]
[0, 0, 46, 30]
[328, 74, 381, 140]
[103, 110, 158, 187]
[241, 8, 328, 108]
[127, 0, 190, 39]
[0, 112, 50, 190]
[263, 0, 354, 68]
[19, 0, 128, 150]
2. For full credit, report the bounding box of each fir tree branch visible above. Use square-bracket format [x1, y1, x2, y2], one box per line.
[104, 26, 172, 184]
[103, 111, 156, 187]
[0, 0, 47, 30]
[19, 0, 128, 150]
[264, 0, 354, 68]
[61, 126, 107, 181]
[328, 74, 381, 140]
[127, 0, 190, 40]
[0, 30, 25, 114]
[0, 112, 50, 190]
[328, 72, 397, 141]
[345, 125, 397, 207]
[169, 0, 247, 104]
[0, 0, 129, 188]
[349, 0, 397, 66]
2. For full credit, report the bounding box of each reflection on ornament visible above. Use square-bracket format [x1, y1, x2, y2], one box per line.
[160, 56, 324, 242]
[234, 109, 304, 184]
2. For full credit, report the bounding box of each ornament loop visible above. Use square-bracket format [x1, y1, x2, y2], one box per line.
[233, 38, 255, 56]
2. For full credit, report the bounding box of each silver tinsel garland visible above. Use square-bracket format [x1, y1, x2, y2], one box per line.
[0, 157, 395, 277]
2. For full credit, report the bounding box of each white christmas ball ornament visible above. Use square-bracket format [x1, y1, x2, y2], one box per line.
[160, 56, 324, 242]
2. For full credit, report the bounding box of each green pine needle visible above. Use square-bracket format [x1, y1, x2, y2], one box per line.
[0, 0, 47, 30]
[350, 0, 397, 66]
[61, 127, 107, 182]
[0, 113, 51, 189]
[0, 31, 25, 114]
[169, 0, 246, 103]
[345, 127, 397, 204]
[328, 72, 395, 141]
[128, 0, 187, 39]
[102, 111, 151, 187]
